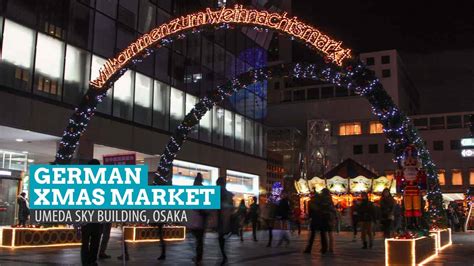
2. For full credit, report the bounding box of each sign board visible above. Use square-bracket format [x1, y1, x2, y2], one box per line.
[103, 153, 136, 165]
[461, 149, 474, 157]
[461, 138, 474, 147]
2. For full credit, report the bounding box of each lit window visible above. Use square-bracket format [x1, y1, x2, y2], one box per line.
[451, 170, 463, 185]
[224, 109, 234, 148]
[199, 108, 212, 142]
[170, 87, 185, 122]
[134, 73, 152, 108]
[235, 114, 245, 151]
[339, 122, 362, 136]
[185, 93, 198, 137]
[113, 70, 133, 120]
[470, 170, 474, 185]
[369, 121, 384, 134]
[35, 33, 64, 79]
[134, 73, 152, 125]
[153, 80, 170, 130]
[1, 20, 35, 69]
[438, 170, 445, 185]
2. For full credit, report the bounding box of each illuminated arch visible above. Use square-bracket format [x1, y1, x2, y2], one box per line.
[53, 7, 444, 225]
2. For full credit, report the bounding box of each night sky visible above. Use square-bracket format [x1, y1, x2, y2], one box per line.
[291, 0, 474, 114]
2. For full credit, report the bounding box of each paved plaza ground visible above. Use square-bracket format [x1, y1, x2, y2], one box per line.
[0, 229, 473, 265]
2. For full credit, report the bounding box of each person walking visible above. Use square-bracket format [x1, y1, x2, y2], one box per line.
[303, 193, 320, 253]
[189, 173, 208, 265]
[292, 205, 302, 235]
[81, 159, 104, 266]
[216, 177, 234, 265]
[98, 223, 112, 259]
[319, 188, 336, 254]
[276, 192, 291, 246]
[236, 199, 248, 242]
[358, 192, 376, 249]
[350, 199, 359, 242]
[260, 193, 276, 247]
[380, 188, 395, 239]
[17, 192, 29, 227]
[248, 196, 260, 241]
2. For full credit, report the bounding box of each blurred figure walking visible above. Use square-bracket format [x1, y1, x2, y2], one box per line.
[248, 196, 260, 241]
[358, 192, 376, 249]
[260, 193, 276, 247]
[319, 188, 336, 254]
[380, 188, 395, 238]
[303, 192, 320, 253]
[216, 177, 234, 265]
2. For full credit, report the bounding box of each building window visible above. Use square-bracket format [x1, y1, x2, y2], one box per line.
[438, 170, 446, 185]
[451, 170, 463, 185]
[134, 73, 152, 125]
[213, 106, 224, 146]
[199, 107, 212, 143]
[293, 89, 305, 101]
[113, 71, 134, 120]
[414, 118, 428, 130]
[245, 118, 255, 154]
[185, 93, 198, 138]
[369, 144, 378, 154]
[384, 143, 392, 153]
[446, 115, 462, 129]
[433, 140, 444, 151]
[430, 117, 445, 130]
[381, 55, 390, 64]
[307, 87, 319, 99]
[339, 122, 362, 136]
[321, 86, 334, 98]
[353, 145, 363, 155]
[470, 170, 474, 185]
[170, 87, 185, 130]
[153, 80, 170, 131]
[382, 69, 391, 78]
[224, 109, 234, 149]
[34, 33, 65, 97]
[369, 121, 384, 134]
[63, 45, 91, 105]
[235, 114, 245, 152]
[366, 57, 374, 66]
[335, 86, 348, 97]
[450, 140, 461, 150]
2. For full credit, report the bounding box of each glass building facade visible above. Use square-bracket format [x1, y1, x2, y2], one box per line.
[0, 0, 267, 158]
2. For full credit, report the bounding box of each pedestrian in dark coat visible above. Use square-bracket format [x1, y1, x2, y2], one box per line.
[358, 192, 376, 249]
[380, 188, 395, 238]
[248, 196, 260, 241]
[319, 188, 336, 254]
[17, 192, 29, 227]
[304, 193, 320, 253]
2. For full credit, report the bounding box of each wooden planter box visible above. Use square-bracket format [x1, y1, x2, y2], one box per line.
[385, 236, 437, 265]
[124, 226, 186, 242]
[429, 228, 452, 250]
[0, 227, 80, 248]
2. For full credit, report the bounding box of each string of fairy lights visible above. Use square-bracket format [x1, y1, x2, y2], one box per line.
[53, 27, 445, 226]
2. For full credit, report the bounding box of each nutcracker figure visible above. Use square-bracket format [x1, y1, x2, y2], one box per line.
[396, 145, 427, 227]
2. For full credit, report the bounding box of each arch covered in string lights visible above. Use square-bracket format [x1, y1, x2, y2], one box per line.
[53, 7, 444, 225]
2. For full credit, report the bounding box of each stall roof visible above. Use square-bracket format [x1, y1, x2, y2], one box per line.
[323, 158, 378, 179]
